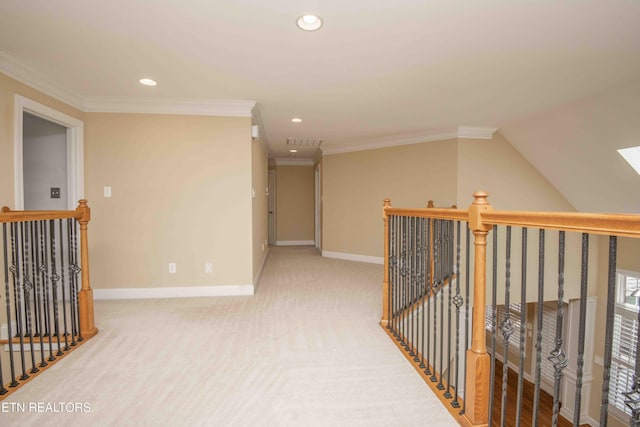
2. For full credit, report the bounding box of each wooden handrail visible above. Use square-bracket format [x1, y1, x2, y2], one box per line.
[0, 207, 81, 222]
[480, 210, 640, 238]
[385, 207, 469, 221]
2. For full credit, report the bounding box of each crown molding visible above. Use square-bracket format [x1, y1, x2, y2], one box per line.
[0, 51, 85, 110]
[84, 97, 256, 117]
[457, 126, 498, 139]
[321, 125, 498, 156]
[321, 128, 459, 156]
[273, 158, 314, 166]
[251, 103, 272, 153]
[0, 51, 256, 117]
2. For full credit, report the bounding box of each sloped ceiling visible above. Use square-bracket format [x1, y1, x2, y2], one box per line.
[500, 81, 640, 214]
[0, 1, 639, 213]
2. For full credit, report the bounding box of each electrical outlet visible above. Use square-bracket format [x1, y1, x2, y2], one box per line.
[205, 263, 213, 273]
[104, 186, 112, 198]
[168, 262, 176, 273]
[50, 187, 61, 199]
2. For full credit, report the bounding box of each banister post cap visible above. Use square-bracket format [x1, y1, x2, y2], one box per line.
[473, 191, 489, 205]
[427, 200, 435, 208]
[469, 191, 492, 232]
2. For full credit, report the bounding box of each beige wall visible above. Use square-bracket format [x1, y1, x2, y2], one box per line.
[0, 72, 85, 207]
[275, 165, 315, 242]
[456, 132, 575, 211]
[85, 113, 253, 289]
[251, 134, 269, 282]
[322, 140, 458, 258]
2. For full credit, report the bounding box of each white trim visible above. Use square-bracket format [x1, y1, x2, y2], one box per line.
[273, 158, 315, 166]
[322, 250, 384, 265]
[582, 416, 599, 427]
[457, 126, 498, 139]
[322, 125, 498, 156]
[0, 51, 84, 109]
[15, 95, 84, 210]
[322, 130, 457, 155]
[84, 97, 256, 117]
[276, 240, 315, 246]
[253, 248, 270, 287]
[94, 285, 254, 300]
[251, 105, 272, 155]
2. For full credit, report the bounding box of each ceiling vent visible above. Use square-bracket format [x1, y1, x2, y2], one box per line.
[286, 138, 323, 147]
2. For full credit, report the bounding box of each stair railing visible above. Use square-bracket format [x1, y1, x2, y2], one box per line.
[0, 200, 97, 399]
[382, 192, 640, 427]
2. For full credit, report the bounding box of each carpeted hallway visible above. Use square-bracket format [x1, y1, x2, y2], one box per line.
[2, 247, 457, 426]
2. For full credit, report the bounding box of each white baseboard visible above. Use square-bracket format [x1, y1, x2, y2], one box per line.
[253, 247, 270, 287]
[94, 285, 254, 300]
[276, 240, 315, 246]
[322, 250, 384, 265]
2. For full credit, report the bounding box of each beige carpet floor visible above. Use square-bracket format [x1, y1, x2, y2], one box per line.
[2, 246, 457, 427]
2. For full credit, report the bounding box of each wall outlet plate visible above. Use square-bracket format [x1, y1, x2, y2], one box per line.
[50, 187, 61, 198]
[168, 262, 176, 273]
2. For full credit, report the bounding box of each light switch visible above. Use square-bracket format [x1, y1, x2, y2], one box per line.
[104, 186, 112, 198]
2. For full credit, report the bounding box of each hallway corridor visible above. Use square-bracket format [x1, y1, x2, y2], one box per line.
[2, 247, 456, 426]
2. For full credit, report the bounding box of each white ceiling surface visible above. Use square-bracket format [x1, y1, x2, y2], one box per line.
[1, 1, 639, 212]
[501, 81, 640, 214]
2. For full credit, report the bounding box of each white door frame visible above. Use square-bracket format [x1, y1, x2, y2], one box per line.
[267, 170, 276, 245]
[14, 95, 84, 210]
[314, 166, 321, 249]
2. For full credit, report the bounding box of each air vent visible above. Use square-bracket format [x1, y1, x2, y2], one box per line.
[286, 138, 323, 147]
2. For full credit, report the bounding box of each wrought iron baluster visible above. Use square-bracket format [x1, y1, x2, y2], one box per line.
[2, 223, 18, 388]
[21, 221, 38, 374]
[462, 223, 470, 415]
[438, 220, 446, 391]
[12, 222, 29, 381]
[420, 217, 427, 369]
[445, 221, 454, 398]
[49, 219, 63, 357]
[550, 231, 568, 427]
[489, 225, 498, 427]
[68, 218, 80, 345]
[574, 233, 589, 426]
[412, 216, 421, 362]
[29, 222, 40, 339]
[425, 218, 433, 376]
[599, 236, 617, 427]
[451, 220, 463, 408]
[58, 220, 70, 351]
[516, 228, 527, 427]
[500, 226, 513, 427]
[408, 216, 415, 357]
[431, 220, 440, 384]
[34, 221, 47, 367]
[533, 229, 545, 427]
[41, 220, 55, 362]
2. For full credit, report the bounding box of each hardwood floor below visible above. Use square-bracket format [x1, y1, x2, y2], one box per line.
[491, 359, 589, 427]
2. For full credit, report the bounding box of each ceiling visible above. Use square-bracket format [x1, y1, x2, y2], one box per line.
[1, 0, 640, 159]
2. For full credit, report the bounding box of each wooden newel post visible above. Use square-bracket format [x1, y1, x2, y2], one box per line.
[464, 191, 493, 426]
[76, 200, 98, 339]
[381, 198, 392, 327]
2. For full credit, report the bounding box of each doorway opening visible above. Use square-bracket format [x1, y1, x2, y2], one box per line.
[14, 95, 84, 210]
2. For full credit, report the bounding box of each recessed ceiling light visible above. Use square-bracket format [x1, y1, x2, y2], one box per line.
[289, 149, 298, 153]
[139, 78, 157, 87]
[296, 15, 323, 31]
[291, 117, 303, 123]
[618, 146, 640, 175]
